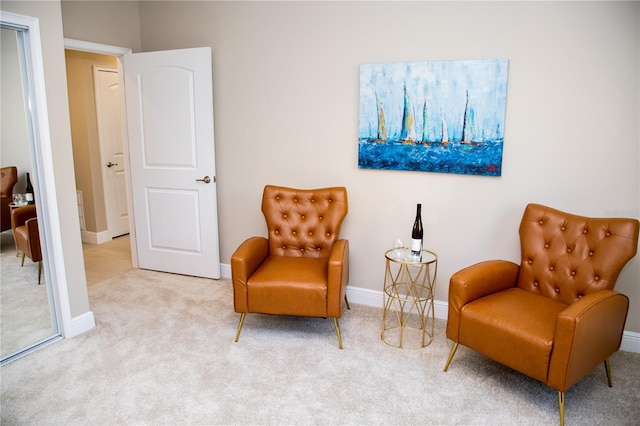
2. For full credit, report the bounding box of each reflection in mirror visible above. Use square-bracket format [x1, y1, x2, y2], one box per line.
[1, 23, 58, 363]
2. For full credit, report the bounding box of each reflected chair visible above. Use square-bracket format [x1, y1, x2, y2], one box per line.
[11, 205, 43, 284]
[231, 185, 350, 348]
[443, 203, 639, 426]
[1, 166, 18, 232]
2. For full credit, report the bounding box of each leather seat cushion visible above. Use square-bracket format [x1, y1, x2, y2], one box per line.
[247, 256, 329, 317]
[459, 288, 567, 382]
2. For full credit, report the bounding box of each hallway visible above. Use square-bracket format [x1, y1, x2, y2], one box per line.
[82, 235, 132, 286]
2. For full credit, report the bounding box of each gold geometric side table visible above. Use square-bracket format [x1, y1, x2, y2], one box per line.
[381, 248, 438, 349]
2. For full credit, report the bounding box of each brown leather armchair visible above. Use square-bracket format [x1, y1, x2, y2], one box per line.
[11, 204, 43, 284]
[1, 166, 18, 232]
[444, 203, 639, 425]
[231, 185, 350, 348]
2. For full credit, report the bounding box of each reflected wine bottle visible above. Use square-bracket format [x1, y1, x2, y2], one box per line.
[25, 172, 34, 205]
[411, 203, 423, 259]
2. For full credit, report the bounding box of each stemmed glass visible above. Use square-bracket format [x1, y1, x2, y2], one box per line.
[392, 239, 404, 260]
[12, 193, 26, 206]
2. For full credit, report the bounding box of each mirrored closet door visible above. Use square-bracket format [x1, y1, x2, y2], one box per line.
[1, 18, 59, 364]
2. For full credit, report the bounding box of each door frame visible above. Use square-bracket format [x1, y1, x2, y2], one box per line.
[64, 38, 138, 267]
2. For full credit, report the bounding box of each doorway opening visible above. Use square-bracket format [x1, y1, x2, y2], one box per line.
[64, 41, 134, 286]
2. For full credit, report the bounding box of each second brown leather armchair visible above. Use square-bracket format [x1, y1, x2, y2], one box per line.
[231, 185, 350, 348]
[444, 203, 639, 425]
[11, 204, 43, 284]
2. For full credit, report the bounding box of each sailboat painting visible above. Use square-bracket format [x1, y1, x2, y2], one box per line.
[358, 59, 509, 176]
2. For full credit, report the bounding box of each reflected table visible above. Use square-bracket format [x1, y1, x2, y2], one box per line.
[381, 248, 438, 348]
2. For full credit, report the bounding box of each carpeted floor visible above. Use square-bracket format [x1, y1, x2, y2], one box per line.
[1, 267, 639, 425]
[0, 230, 54, 359]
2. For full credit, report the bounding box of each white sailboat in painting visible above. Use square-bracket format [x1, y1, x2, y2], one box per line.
[441, 112, 449, 144]
[375, 93, 387, 142]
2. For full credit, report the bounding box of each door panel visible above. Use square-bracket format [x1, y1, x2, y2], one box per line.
[94, 67, 129, 238]
[123, 47, 220, 279]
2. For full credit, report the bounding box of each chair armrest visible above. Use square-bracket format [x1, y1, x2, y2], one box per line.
[547, 290, 629, 392]
[25, 217, 42, 261]
[231, 237, 269, 313]
[327, 239, 349, 317]
[446, 260, 519, 341]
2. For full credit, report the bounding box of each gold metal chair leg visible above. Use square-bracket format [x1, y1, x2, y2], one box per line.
[234, 313, 246, 343]
[37, 261, 42, 285]
[344, 294, 351, 310]
[604, 358, 612, 387]
[443, 342, 459, 372]
[558, 391, 565, 426]
[334, 318, 343, 349]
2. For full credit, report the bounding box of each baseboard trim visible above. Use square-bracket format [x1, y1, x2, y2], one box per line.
[65, 311, 96, 338]
[81, 230, 111, 244]
[219, 263, 639, 353]
[620, 331, 640, 353]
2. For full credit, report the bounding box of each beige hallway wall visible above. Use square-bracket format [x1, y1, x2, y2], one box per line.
[65, 50, 117, 235]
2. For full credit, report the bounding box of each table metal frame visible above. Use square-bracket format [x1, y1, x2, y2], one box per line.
[381, 248, 438, 349]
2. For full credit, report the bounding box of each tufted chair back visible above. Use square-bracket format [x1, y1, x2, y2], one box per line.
[1, 166, 19, 232]
[262, 185, 348, 259]
[1, 166, 18, 198]
[517, 203, 639, 305]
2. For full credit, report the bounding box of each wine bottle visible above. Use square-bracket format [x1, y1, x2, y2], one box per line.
[411, 203, 423, 258]
[25, 172, 35, 205]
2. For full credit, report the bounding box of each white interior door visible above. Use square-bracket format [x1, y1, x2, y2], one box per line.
[93, 66, 129, 238]
[123, 47, 220, 279]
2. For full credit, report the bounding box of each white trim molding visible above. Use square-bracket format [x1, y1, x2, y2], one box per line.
[64, 38, 132, 56]
[620, 331, 640, 353]
[67, 312, 96, 338]
[220, 262, 640, 353]
[81, 230, 111, 245]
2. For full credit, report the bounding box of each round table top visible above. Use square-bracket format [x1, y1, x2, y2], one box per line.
[385, 248, 437, 264]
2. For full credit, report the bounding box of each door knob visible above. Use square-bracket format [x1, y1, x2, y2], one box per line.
[196, 176, 211, 184]
[106, 161, 118, 168]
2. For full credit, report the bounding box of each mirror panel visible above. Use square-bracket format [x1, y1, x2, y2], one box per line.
[1, 19, 59, 364]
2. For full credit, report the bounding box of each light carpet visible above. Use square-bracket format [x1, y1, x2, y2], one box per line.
[1, 268, 639, 425]
[0, 230, 54, 359]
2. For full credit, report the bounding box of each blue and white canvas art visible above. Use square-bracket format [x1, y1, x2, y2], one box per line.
[358, 59, 509, 176]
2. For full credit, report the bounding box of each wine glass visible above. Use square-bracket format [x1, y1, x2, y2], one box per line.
[392, 239, 403, 259]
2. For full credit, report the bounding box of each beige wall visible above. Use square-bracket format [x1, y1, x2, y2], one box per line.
[65, 50, 118, 234]
[0, 0, 90, 319]
[57, 1, 640, 335]
[135, 1, 640, 331]
[60, 0, 141, 53]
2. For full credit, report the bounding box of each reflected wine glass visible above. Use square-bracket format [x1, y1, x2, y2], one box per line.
[12, 193, 26, 206]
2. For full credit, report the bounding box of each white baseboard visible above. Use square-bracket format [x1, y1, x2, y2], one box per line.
[81, 230, 111, 244]
[65, 311, 96, 338]
[220, 262, 639, 353]
[220, 262, 231, 280]
[620, 331, 640, 353]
